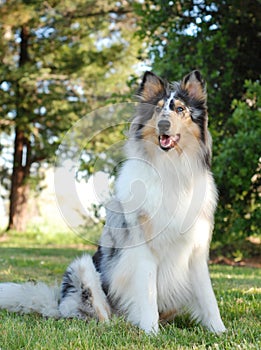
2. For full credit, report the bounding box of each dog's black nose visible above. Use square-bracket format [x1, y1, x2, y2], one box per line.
[158, 119, 171, 133]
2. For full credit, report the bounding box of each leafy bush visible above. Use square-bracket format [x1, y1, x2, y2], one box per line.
[213, 80, 261, 242]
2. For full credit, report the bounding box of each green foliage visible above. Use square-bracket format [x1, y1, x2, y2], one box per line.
[134, 0, 261, 242]
[0, 0, 142, 230]
[0, 0, 140, 145]
[1, 0, 260, 241]
[214, 80, 261, 241]
[135, 0, 260, 130]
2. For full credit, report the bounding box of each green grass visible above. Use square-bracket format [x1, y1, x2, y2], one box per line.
[0, 226, 99, 248]
[0, 231, 260, 349]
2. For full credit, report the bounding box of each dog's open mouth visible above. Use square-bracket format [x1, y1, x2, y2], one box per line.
[159, 134, 180, 151]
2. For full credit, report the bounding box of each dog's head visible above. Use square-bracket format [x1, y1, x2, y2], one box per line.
[131, 70, 211, 167]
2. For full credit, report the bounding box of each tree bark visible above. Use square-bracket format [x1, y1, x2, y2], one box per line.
[7, 128, 31, 231]
[7, 25, 31, 231]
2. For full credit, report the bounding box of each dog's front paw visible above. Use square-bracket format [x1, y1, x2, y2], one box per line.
[139, 314, 159, 335]
[206, 319, 226, 334]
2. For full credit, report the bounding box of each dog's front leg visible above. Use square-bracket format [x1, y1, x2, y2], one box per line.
[189, 223, 226, 333]
[190, 255, 226, 333]
[110, 246, 159, 334]
[133, 255, 159, 334]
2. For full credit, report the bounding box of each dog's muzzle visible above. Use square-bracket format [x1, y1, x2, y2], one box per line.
[157, 119, 180, 151]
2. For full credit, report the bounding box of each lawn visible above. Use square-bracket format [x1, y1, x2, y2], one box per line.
[0, 231, 260, 350]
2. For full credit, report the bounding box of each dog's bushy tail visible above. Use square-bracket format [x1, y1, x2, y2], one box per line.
[0, 254, 110, 322]
[59, 254, 111, 321]
[0, 281, 60, 317]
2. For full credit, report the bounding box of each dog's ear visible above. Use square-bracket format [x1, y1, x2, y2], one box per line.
[181, 70, 207, 102]
[137, 71, 165, 102]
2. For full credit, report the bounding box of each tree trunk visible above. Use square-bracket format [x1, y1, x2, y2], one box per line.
[7, 128, 31, 231]
[7, 25, 31, 232]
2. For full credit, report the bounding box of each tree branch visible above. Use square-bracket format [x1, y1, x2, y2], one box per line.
[66, 8, 132, 20]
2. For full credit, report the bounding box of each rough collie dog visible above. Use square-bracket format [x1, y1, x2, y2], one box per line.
[0, 70, 226, 334]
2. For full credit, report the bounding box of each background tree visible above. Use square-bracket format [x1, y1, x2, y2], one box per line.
[134, 0, 261, 241]
[1, 0, 260, 243]
[0, 0, 141, 231]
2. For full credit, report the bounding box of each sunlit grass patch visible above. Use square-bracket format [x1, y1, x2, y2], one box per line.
[0, 225, 100, 248]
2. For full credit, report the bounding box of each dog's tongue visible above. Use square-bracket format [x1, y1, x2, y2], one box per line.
[160, 135, 173, 148]
[159, 134, 180, 149]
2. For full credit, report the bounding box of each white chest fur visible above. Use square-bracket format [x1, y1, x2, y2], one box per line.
[115, 154, 216, 242]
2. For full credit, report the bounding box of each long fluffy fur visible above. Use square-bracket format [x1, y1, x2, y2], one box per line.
[0, 255, 110, 321]
[0, 70, 226, 335]
[0, 282, 60, 317]
[59, 255, 110, 321]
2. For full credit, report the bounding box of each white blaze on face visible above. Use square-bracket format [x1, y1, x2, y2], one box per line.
[162, 91, 176, 115]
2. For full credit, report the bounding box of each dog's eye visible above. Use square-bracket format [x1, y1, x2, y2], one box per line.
[155, 106, 162, 113]
[176, 106, 184, 113]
